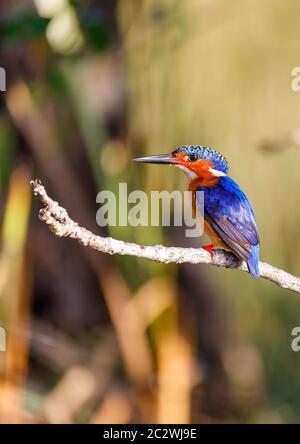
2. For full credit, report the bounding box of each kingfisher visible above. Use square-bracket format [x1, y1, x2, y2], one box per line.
[133, 145, 260, 278]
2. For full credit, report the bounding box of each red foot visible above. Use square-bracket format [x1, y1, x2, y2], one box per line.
[202, 243, 216, 258]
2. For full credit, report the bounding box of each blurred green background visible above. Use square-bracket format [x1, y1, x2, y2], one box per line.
[0, 0, 300, 424]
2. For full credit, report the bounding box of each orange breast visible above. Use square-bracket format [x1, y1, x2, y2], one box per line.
[188, 172, 228, 250]
[191, 197, 228, 249]
[204, 221, 228, 249]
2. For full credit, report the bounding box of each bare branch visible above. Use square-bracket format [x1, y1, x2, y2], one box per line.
[31, 179, 300, 294]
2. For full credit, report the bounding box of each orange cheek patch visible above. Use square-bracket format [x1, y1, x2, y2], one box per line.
[190, 159, 213, 177]
[174, 154, 219, 187]
[188, 160, 220, 193]
[174, 151, 187, 162]
[180, 159, 214, 179]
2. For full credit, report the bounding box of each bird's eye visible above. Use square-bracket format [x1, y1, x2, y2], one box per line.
[189, 153, 198, 162]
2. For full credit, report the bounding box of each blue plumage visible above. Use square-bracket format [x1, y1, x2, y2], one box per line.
[247, 244, 260, 279]
[196, 175, 260, 278]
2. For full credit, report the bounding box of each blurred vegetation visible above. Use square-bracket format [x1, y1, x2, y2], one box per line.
[0, 0, 300, 424]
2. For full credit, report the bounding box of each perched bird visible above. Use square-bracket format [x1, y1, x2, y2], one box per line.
[133, 145, 260, 278]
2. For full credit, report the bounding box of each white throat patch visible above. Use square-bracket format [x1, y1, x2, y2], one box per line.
[175, 164, 197, 179]
[208, 168, 226, 177]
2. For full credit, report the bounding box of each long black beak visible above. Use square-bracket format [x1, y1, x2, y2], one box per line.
[132, 153, 176, 164]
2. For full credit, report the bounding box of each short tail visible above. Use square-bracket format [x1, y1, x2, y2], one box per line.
[247, 244, 260, 278]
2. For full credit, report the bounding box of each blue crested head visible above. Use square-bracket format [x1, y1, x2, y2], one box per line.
[172, 145, 229, 174]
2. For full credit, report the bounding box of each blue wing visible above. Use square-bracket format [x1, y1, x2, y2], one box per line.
[197, 176, 260, 277]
